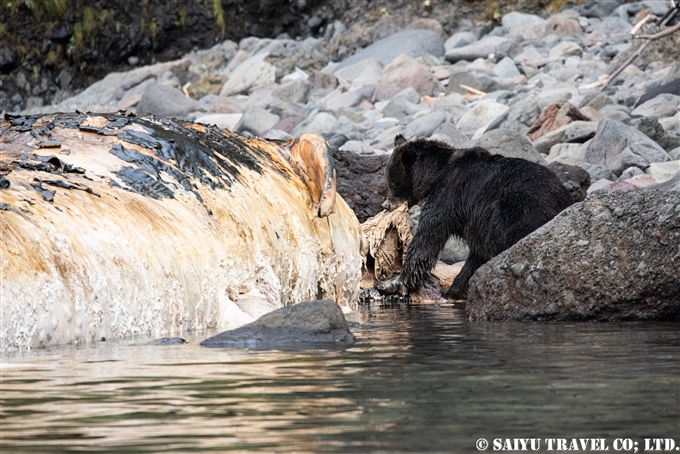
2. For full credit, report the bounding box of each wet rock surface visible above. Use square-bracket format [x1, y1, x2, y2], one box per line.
[333, 148, 388, 222]
[150, 337, 187, 346]
[201, 300, 355, 348]
[547, 161, 592, 203]
[467, 190, 680, 321]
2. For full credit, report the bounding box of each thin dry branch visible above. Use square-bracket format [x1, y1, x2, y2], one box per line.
[636, 19, 680, 39]
[630, 13, 656, 36]
[601, 40, 653, 90]
[601, 17, 680, 91]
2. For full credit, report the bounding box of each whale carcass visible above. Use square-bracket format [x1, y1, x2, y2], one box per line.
[0, 113, 363, 351]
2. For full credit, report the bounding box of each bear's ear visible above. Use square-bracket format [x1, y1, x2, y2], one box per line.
[401, 146, 417, 167]
[394, 134, 407, 148]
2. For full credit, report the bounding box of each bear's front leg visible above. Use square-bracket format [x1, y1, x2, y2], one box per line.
[399, 203, 451, 292]
[443, 251, 487, 300]
[375, 274, 408, 296]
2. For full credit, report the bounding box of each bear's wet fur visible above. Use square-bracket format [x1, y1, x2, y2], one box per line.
[378, 135, 573, 300]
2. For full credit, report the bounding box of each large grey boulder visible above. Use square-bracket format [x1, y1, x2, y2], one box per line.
[404, 111, 448, 139]
[501, 11, 546, 32]
[136, 84, 199, 118]
[579, 92, 614, 111]
[201, 300, 355, 348]
[339, 140, 374, 155]
[630, 116, 680, 152]
[334, 29, 445, 71]
[334, 58, 384, 87]
[547, 142, 587, 167]
[383, 94, 429, 120]
[467, 190, 680, 321]
[194, 113, 243, 131]
[456, 101, 509, 137]
[647, 162, 680, 183]
[370, 125, 406, 151]
[599, 109, 632, 125]
[431, 93, 469, 122]
[582, 119, 671, 177]
[239, 85, 300, 120]
[547, 161, 591, 203]
[330, 116, 365, 142]
[631, 94, 680, 118]
[444, 31, 477, 52]
[636, 79, 680, 107]
[235, 106, 280, 136]
[291, 111, 337, 136]
[374, 54, 441, 101]
[323, 85, 376, 110]
[532, 121, 598, 155]
[469, 128, 546, 164]
[447, 68, 514, 96]
[445, 36, 508, 63]
[644, 170, 680, 192]
[219, 53, 276, 96]
[493, 56, 521, 78]
[580, 162, 616, 182]
[272, 79, 311, 105]
[484, 95, 542, 135]
[548, 41, 583, 59]
[430, 121, 469, 147]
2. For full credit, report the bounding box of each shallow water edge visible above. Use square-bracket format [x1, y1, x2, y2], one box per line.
[1, 304, 679, 453]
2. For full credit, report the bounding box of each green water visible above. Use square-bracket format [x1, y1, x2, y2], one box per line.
[1, 303, 679, 453]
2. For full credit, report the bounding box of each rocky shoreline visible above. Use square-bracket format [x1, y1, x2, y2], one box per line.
[8, 0, 680, 322]
[0, 0, 529, 114]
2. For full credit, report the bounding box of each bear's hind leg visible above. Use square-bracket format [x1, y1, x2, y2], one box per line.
[443, 252, 487, 300]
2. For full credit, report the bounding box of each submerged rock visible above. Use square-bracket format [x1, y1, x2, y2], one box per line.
[201, 300, 355, 348]
[150, 337, 187, 346]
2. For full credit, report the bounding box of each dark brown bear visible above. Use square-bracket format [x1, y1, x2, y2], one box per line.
[377, 135, 573, 300]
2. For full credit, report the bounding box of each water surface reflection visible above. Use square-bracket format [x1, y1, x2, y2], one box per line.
[2, 304, 679, 452]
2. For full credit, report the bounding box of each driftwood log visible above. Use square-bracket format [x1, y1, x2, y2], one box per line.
[0, 113, 364, 351]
